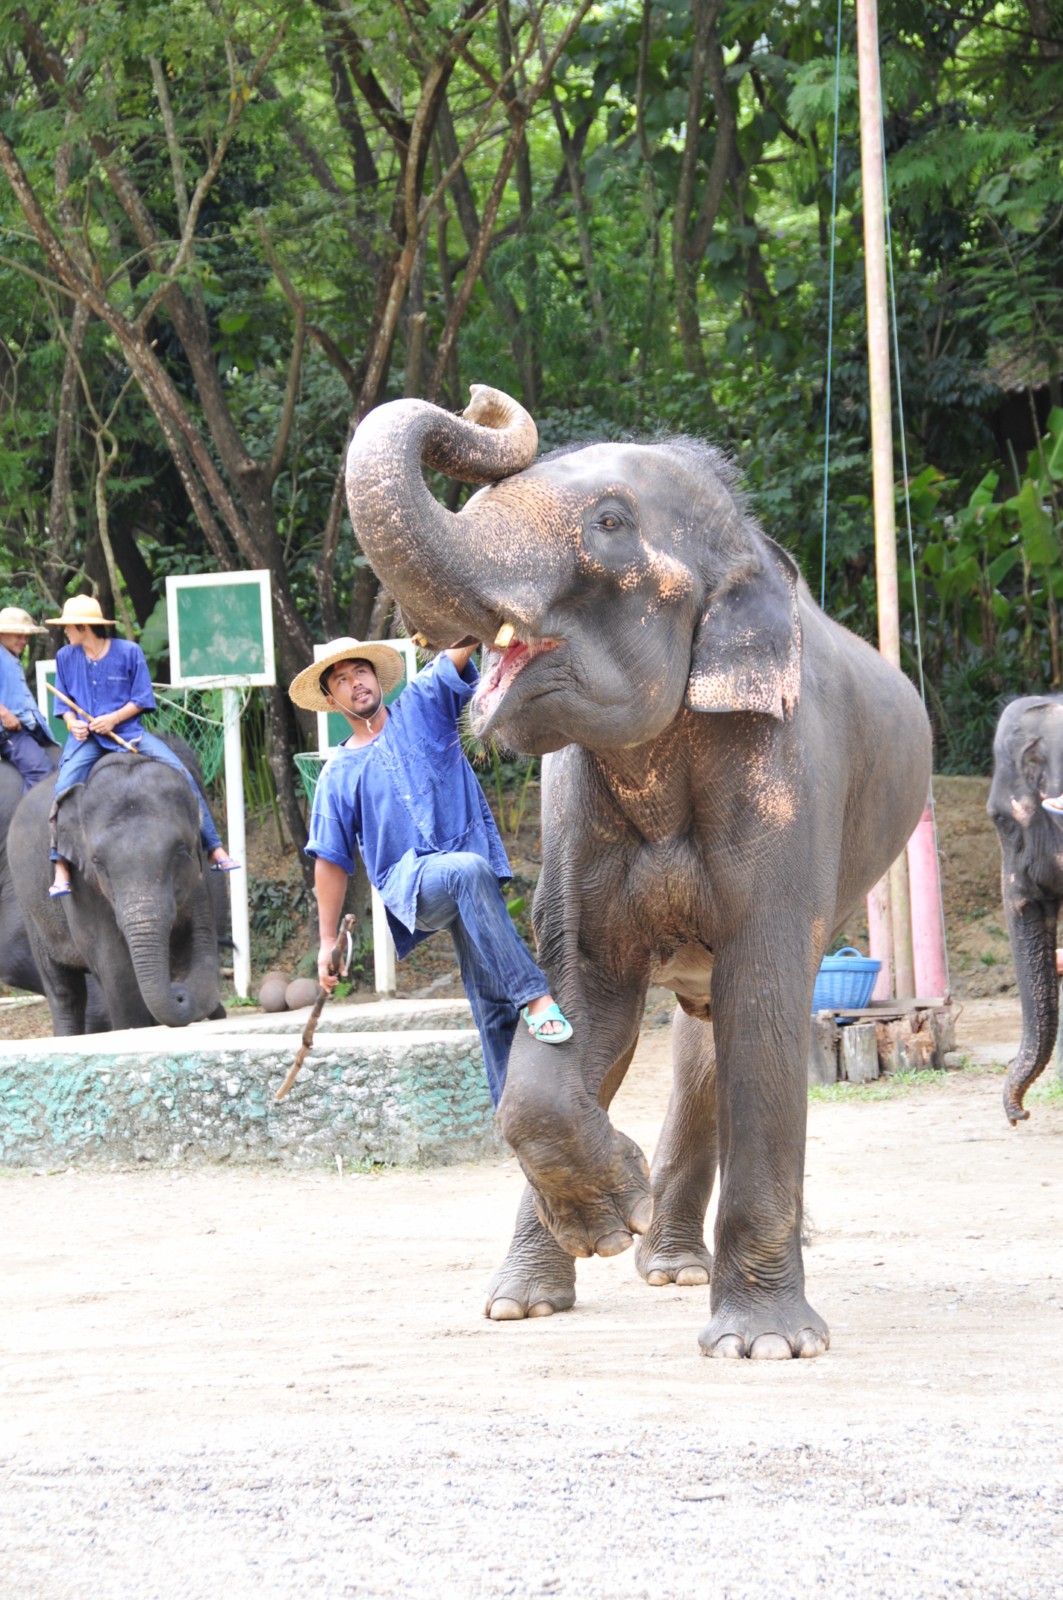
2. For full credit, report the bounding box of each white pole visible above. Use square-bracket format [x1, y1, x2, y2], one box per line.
[372, 887, 396, 995]
[222, 686, 250, 998]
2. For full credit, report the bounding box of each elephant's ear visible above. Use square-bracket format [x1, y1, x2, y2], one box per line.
[686, 538, 802, 721]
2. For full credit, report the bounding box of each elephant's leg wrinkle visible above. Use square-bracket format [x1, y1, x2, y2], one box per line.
[485, 1186, 577, 1321]
[637, 1006, 716, 1289]
[696, 957, 827, 1359]
[498, 984, 652, 1260]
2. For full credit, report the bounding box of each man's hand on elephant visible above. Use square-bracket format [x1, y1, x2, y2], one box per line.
[0, 704, 19, 731]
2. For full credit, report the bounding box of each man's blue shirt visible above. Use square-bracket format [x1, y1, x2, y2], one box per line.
[0, 645, 52, 740]
[55, 638, 156, 749]
[305, 654, 511, 958]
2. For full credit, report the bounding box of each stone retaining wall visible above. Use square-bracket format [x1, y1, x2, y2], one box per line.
[0, 1001, 498, 1170]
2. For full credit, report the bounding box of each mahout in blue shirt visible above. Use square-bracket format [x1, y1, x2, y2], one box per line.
[54, 637, 156, 749]
[0, 641, 52, 740]
[306, 654, 511, 957]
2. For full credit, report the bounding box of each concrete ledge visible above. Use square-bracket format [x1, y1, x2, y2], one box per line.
[0, 1016, 498, 1169]
[226, 997, 475, 1034]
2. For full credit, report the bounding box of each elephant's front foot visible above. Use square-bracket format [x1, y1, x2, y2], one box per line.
[484, 1187, 578, 1320]
[484, 1247, 577, 1322]
[520, 1126, 653, 1260]
[635, 1222, 712, 1288]
[698, 1292, 829, 1360]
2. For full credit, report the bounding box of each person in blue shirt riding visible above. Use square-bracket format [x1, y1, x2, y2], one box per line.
[0, 604, 59, 790]
[45, 595, 239, 898]
[289, 635, 572, 1106]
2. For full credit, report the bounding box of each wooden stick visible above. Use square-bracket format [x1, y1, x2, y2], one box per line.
[275, 915, 356, 1102]
[46, 681, 139, 753]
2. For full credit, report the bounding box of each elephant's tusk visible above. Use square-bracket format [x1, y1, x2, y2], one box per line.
[493, 622, 515, 648]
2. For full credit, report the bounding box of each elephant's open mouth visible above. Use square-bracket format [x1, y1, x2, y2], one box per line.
[475, 635, 560, 724]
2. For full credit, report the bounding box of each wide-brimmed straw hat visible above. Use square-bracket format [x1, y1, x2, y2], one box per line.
[0, 605, 48, 635]
[45, 595, 116, 627]
[288, 636, 406, 712]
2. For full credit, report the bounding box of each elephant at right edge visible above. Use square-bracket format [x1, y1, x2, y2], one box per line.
[345, 385, 933, 1360]
[988, 695, 1063, 1124]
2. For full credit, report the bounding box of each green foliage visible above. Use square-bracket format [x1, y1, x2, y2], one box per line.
[248, 875, 314, 966]
[0, 0, 1060, 787]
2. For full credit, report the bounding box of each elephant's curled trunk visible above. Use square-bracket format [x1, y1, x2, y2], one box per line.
[345, 387, 538, 649]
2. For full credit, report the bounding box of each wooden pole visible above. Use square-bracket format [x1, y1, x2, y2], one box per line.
[856, 0, 914, 999]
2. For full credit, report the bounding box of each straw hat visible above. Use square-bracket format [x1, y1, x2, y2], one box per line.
[0, 605, 48, 635]
[45, 595, 116, 626]
[288, 636, 406, 712]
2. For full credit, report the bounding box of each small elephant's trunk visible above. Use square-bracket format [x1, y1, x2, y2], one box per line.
[121, 900, 221, 1029]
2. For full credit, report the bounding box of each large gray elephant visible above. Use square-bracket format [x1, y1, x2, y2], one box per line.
[988, 694, 1063, 1124]
[0, 758, 110, 1028]
[9, 750, 226, 1033]
[345, 386, 931, 1359]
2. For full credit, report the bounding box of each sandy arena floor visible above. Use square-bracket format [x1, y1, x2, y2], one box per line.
[3, 995, 1063, 1598]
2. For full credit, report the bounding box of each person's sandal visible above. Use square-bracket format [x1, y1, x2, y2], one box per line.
[48, 882, 71, 898]
[520, 1002, 573, 1044]
[210, 858, 242, 872]
[1042, 795, 1063, 815]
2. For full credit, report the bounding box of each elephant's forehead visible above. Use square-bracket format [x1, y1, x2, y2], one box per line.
[461, 474, 583, 547]
[463, 443, 667, 532]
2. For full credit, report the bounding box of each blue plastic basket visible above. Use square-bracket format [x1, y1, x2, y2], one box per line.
[812, 947, 881, 1012]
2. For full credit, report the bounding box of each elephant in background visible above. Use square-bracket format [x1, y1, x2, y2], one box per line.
[0, 757, 110, 1029]
[988, 695, 1063, 1124]
[9, 747, 227, 1034]
[344, 385, 932, 1360]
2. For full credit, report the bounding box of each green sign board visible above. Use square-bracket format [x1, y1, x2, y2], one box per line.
[166, 571, 275, 687]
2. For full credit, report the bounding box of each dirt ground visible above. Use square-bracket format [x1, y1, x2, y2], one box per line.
[4, 776, 1063, 1597]
[3, 993, 1063, 1599]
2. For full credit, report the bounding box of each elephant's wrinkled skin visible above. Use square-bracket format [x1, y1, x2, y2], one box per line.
[988, 695, 1063, 1124]
[8, 751, 225, 1033]
[345, 387, 932, 1359]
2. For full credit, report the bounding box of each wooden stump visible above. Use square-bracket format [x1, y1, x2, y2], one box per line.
[808, 1015, 839, 1086]
[840, 1022, 879, 1084]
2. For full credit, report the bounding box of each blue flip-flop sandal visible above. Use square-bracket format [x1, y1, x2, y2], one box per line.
[520, 1001, 573, 1044]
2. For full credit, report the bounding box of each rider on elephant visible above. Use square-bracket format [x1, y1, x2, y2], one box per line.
[289, 635, 572, 1105]
[0, 604, 58, 791]
[45, 595, 239, 898]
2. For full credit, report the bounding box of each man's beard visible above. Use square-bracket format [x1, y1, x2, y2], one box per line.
[354, 689, 383, 723]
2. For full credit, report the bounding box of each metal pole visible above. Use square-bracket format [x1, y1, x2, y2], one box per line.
[222, 686, 250, 999]
[857, 0, 914, 999]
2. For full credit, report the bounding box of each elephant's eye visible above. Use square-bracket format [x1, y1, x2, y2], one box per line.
[598, 513, 621, 531]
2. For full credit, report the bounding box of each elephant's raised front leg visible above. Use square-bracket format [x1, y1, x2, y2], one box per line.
[697, 945, 829, 1360]
[1001, 888, 1058, 1124]
[635, 1005, 715, 1289]
[485, 1187, 577, 1320]
[496, 992, 652, 1264]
